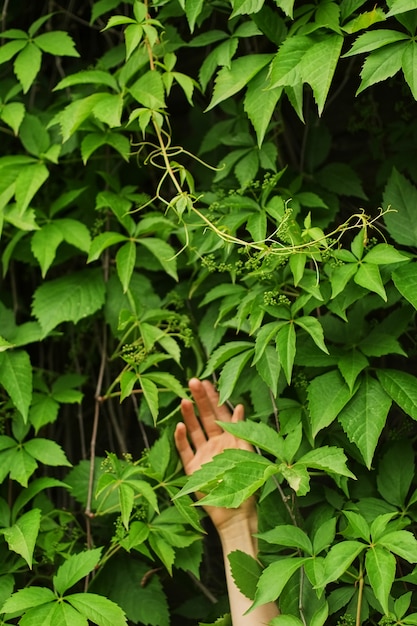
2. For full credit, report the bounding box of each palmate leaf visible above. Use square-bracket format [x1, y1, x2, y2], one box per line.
[220, 420, 286, 460]
[244, 66, 283, 146]
[343, 29, 409, 57]
[269, 36, 311, 88]
[377, 369, 417, 420]
[0, 349, 32, 421]
[229, 550, 262, 601]
[383, 168, 417, 247]
[308, 370, 352, 436]
[1, 102, 25, 135]
[365, 545, 396, 615]
[15, 162, 49, 214]
[14, 43, 42, 93]
[251, 557, 309, 609]
[338, 376, 392, 468]
[206, 54, 274, 111]
[1, 586, 55, 614]
[67, 593, 128, 626]
[34, 31, 79, 56]
[32, 269, 106, 336]
[319, 540, 365, 586]
[53, 548, 102, 596]
[301, 34, 343, 115]
[3, 508, 41, 569]
[357, 42, 405, 94]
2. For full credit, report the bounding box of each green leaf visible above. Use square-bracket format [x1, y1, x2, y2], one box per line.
[220, 420, 286, 460]
[354, 262, 386, 300]
[231, 0, 264, 18]
[93, 93, 123, 127]
[377, 369, 417, 420]
[88, 232, 128, 262]
[258, 525, 313, 554]
[119, 483, 134, 529]
[343, 29, 409, 57]
[301, 34, 343, 115]
[140, 376, 159, 423]
[402, 41, 417, 99]
[363, 243, 409, 264]
[229, 550, 262, 601]
[296, 446, 355, 479]
[14, 43, 42, 93]
[252, 558, 309, 609]
[206, 54, 273, 111]
[51, 93, 105, 141]
[15, 162, 49, 214]
[276, 322, 296, 385]
[308, 370, 352, 436]
[234, 150, 259, 188]
[383, 169, 417, 246]
[269, 617, 303, 626]
[365, 545, 395, 615]
[338, 376, 392, 468]
[54, 70, 118, 91]
[34, 31, 79, 56]
[31, 223, 63, 277]
[357, 42, 405, 94]
[218, 349, 254, 404]
[3, 508, 41, 568]
[269, 36, 311, 88]
[378, 530, 417, 562]
[67, 593, 128, 626]
[53, 548, 102, 596]
[342, 511, 370, 542]
[316, 162, 367, 198]
[377, 441, 414, 507]
[244, 67, 282, 146]
[24, 438, 71, 467]
[1, 101, 25, 135]
[19, 113, 49, 156]
[387, 0, 417, 17]
[129, 71, 166, 109]
[0, 39, 27, 65]
[255, 345, 281, 396]
[393, 262, 417, 309]
[0, 349, 32, 420]
[12, 477, 67, 519]
[295, 316, 328, 354]
[320, 541, 365, 586]
[116, 241, 136, 293]
[137, 238, 178, 280]
[338, 349, 369, 392]
[184, 0, 205, 31]
[1, 586, 55, 614]
[32, 269, 106, 336]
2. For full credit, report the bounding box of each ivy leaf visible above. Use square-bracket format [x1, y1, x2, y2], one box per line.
[228, 550, 262, 601]
[301, 34, 343, 115]
[377, 530, 417, 562]
[338, 376, 392, 468]
[0, 39, 27, 65]
[1, 586, 55, 614]
[255, 345, 281, 397]
[15, 162, 49, 214]
[377, 441, 415, 507]
[365, 545, 395, 615]
[320, 541, 365, 586]
[343, 29, 409, 57]
[93, 93, 124, 127]
[3, 508, 41, 569]
[0, 349, 32, 421]
[1, 101, 25, 135]
[383, 169, 417, 247]
[244, 67, 282, 147]
[220, 420, 286, 460]
[308, 370, 352, 436]
[140, 376, 159, 424]
[354, 263, 386, 300]
[377, 369, 417, 420]
[32, 269, 106, 336]
[129, 71, 166, 109]
[251, 558, 309, 609]
[295, 316, 328, 354]
[24, 438, 71, 467]
[34, 31, 79, 56]
[357, 42, 405, 94]
[206, 54, 274, 111]
[218, 349, 254, 404]
[54, 69, 118, 91]
[14, 43, 42, 93]
[137, 238, 178, 280]
[116, 241, 136, 293]
[393, 262, 417, 309]
[66, 593, 128, 626]
[258, 525, 313, 555]
[31, 223, 63, 277]
[53, 548, 102, 596]
[276, 322, 296, 384]
[296, 446, 355, 479]
[387, 0, 417, 17]
[269, 36, 311, 88]
[402, 41, 417, 100]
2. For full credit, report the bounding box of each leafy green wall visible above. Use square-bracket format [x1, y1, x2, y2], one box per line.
[0, 1, 417, 624]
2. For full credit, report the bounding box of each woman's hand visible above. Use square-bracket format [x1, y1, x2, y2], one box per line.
[174, 378, 256, 532]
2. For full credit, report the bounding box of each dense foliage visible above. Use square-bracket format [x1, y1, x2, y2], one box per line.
[1, 0, 417, 624]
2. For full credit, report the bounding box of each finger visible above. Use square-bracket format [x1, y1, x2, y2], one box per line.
[189, 378, 224, 437]
[201, 380, 234, 423]
[180, 397, 207, 448]
[231, 403, 245, 423]
[174, 422, 194, 471]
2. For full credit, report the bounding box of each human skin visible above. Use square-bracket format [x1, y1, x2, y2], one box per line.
[174, 378, 279, 625]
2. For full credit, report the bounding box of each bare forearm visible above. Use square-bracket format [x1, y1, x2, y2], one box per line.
[217, 514, 279, 625]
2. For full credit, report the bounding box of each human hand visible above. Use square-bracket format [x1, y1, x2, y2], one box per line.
[174, 378, 256, 532]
